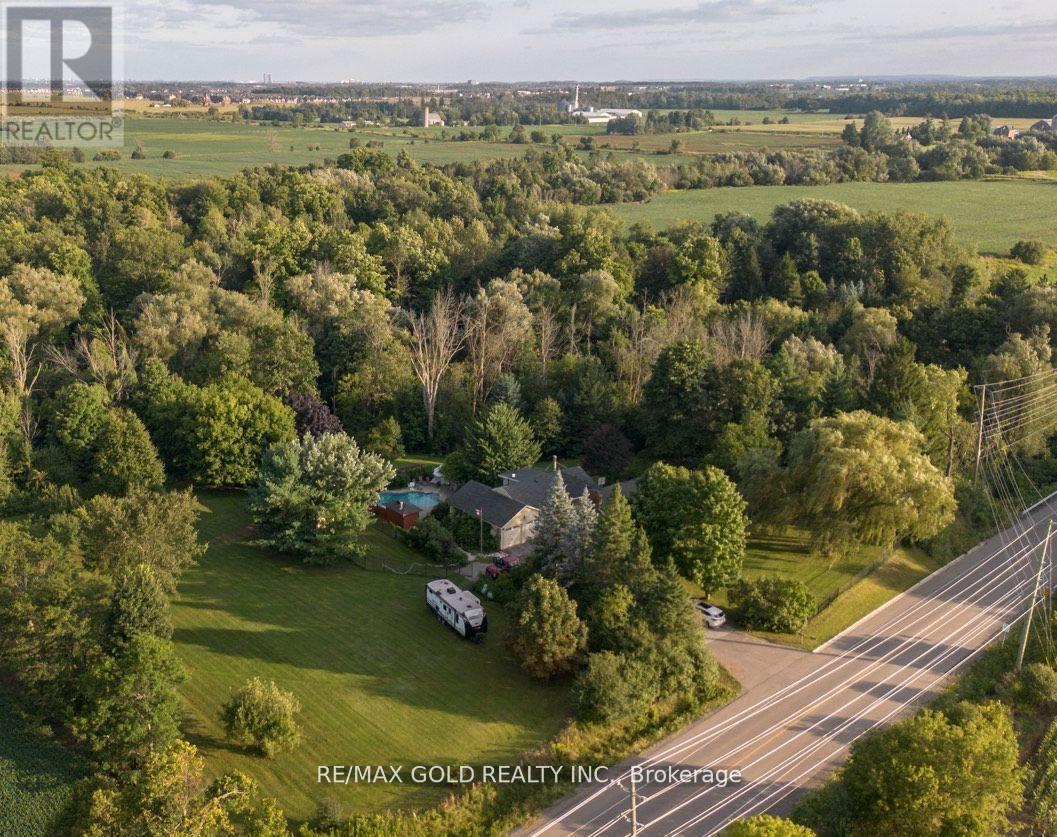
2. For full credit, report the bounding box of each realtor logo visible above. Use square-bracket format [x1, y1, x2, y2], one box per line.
[1, 0, 123, 145]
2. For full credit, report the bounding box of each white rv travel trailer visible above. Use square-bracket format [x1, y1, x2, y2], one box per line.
[425, 579, 487, 640]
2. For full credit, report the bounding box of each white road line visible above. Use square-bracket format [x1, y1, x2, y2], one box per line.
[526, 500, 1056, 837]
[573, 539, 1039, 836]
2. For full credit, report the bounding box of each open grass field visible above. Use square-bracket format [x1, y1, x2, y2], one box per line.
[610, 179, 1057, 253]
[0, 110, 847, 180]
[684, 529, 945, 649]
[171, 491, 570, 822]
[0, 692, 86, 837]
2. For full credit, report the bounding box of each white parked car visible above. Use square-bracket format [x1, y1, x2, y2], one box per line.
[694, 601, 726, 628]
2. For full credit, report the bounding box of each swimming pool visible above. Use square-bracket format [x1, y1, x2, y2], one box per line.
[376, 490, 441, 511]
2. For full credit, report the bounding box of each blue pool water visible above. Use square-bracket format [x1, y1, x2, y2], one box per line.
[377, 490, 441, 511]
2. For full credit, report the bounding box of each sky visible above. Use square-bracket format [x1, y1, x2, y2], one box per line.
[120, 0, 1057, 82]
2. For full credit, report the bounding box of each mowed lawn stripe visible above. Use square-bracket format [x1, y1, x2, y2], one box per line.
[172, 492, 569, 821]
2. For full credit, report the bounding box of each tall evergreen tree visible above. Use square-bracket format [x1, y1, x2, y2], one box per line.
[508, 574, 588, 679]
[451, 402, 541, 484]
[584, 484, 636, 588]
[560, 488, 597, 581]
[534, 473, 577, 578]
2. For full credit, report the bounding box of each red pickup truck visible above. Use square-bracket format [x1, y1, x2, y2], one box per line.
[484, 554, 521, 579]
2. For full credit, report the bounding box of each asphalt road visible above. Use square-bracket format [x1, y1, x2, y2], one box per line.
[518, 492, 1057, 837]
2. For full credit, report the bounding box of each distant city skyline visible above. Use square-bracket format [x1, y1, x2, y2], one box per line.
[124, 0, 1055, 83]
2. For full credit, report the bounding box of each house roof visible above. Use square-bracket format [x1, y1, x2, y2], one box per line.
[448, 480, 529, 528]
[599, 477, 638, 501]
[496, 466, 599, 510]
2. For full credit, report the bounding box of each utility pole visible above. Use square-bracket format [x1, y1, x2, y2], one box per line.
[629, 770, 638, 836]
[974, 383, 987, 484]
[618, 770, 639, 836]
[1017, 519, 1053, 671]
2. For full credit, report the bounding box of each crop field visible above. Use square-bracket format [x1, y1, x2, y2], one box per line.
[171, 492, 570, 822]
[610, 179, 1057, 253]
[0, 111, 845, 180]
[0, 107, 1047, 181]
[0, 692, 85, 837]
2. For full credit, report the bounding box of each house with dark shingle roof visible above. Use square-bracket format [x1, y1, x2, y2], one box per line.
[447, 480, 540, 549]
[496, 465, 600, 509]
[448, 464, 632, 550]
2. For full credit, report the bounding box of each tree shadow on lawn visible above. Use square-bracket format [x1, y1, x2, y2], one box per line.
[170, 619, 561, 728]
[180, 718, 253, 757]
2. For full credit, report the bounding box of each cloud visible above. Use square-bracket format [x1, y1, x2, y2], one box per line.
[526, 0, 824, 34]
[139, 0, 490, 40]
[871, 18, 1057, 43]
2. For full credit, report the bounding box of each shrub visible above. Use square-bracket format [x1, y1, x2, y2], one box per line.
[728, 577, 816, 633]
[433, 501, 498, 552]
[1012, 662, 1057, 709]
[161, 149, 177, 159]
[405, 516, 463, 565]
[1032, 716, 1057, 834]
[220, 677, 302, 757]
[573, 651, 655, 724]
[724, 814, 814, 836]
[1012, 239, 1047, 265]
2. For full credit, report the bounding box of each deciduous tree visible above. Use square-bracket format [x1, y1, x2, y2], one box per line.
[250, 432, 394, 565]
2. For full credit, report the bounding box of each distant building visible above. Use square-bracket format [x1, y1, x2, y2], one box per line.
[559, 85, 640, 123]
[558, 85, 580, 114]
[571, 106, 642, 123]
[422, 106, 445, 127]
[1030, 118, 1055, 132]
[994, 125, 1020, 139]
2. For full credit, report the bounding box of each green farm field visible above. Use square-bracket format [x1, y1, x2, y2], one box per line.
[171, 492, 570, 822]
[0, 692, 86, 836]
[611, 179, 1057, 252]
[0, 112, 847, 180]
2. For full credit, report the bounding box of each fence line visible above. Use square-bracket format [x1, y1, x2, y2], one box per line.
[352, 553, 458, 577]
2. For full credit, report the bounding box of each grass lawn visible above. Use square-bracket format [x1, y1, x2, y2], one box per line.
[0, 691, 86, 837]
[172, 491, 570, 822]
[611, 179, 1057, 253]
[685, 528, 946, 650]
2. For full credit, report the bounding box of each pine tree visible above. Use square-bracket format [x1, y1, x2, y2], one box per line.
[621, 527, 656, 591]
[584, 484, 635, 587]
[770, 252, 803, 305]
[508, 574, 588, 679]
[533, 473, 576, 578]
[559, 488, 597, 581]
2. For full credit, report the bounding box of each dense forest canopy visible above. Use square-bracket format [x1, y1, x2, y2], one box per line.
[3, 102, 1057, 832]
